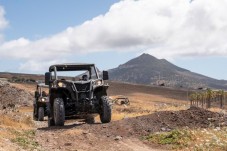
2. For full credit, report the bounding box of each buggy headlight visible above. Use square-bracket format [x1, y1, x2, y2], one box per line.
[95, 80, 102, 86]
[40, 97, 48, 102]
[58, 82, 66, 87]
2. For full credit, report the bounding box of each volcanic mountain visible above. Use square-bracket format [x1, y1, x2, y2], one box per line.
[109, 53, 227, 89]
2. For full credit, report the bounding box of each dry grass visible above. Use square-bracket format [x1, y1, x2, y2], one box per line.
[0, 108, 38, 150]
[185, 128, 227, 151]
[18, 106, 33, 113]
[110, 92, 189, 121]
[0, 114, 32, 129]
[10, 83, 36, 93]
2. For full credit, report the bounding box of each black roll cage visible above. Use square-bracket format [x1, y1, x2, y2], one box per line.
[48, 63, 100, 80]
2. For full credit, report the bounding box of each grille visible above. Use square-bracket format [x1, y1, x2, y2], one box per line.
[74, 83, 90, 92]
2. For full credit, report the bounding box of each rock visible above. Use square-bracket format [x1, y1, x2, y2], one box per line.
[146, 129, 151, 132]
[161, 127, 171, 132]
[161, 127, 166, 131]
[166, 128, 171, 131]
[102, 125, 107, 128]
[214, 127, 221, 131]
[64, 143, 72, 146]
[83, 131, 89, 134]
[114, 136, 123, 141]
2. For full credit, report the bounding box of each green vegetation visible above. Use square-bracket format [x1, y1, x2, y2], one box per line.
[144, 129, 194, 149]
[144, 128, 227, 150]
[10, 76, 36, 83]
[11, 129, 39, 150]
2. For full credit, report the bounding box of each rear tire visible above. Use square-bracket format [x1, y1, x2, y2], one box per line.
[38, 107, 44, 121]
[47, 103, 55, 127]
[53, 98, 65, 126]
[33, 106, 38, 121]
[99, 96, 112, 123]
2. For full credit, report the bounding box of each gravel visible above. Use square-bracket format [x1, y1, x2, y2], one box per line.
[0, 80, 33, 110]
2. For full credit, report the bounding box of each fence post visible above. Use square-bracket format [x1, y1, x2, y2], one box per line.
[206, 89, 212, 108]
[223, 92, 225, 109]
[220, 90, 224, 109]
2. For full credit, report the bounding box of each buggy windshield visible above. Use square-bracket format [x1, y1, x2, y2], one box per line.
[49, 64, 99, 80]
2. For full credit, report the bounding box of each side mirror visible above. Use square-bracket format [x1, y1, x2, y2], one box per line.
[45, 72, 51, 85]
[103, 71, 109, 80]
[35, 91, 39, 98]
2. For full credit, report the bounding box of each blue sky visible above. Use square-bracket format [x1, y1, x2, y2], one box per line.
[0, 0, 227, 80]
[1, 0, 118, 40]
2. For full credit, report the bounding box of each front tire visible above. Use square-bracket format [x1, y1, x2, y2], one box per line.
[99, 96, 112, 123]
[38, 107, 44, 121]
[53, 98, 65, 126]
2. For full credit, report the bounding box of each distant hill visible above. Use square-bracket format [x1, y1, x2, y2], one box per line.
[109, 53, 227, 89]
[0, 72, 44, 83]
[1, 54, 227, 90]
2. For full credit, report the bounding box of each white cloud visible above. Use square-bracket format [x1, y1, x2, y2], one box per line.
[144, 0, 227, 59]
[19, 59, 67, 72]
[0, 0, 227, 71]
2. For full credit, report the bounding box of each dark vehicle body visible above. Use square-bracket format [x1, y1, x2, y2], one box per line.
[33, 83, 49, 121]
[45, 63, 111, 126]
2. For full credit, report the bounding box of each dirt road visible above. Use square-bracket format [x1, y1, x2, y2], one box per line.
[14, 106, 158, 151]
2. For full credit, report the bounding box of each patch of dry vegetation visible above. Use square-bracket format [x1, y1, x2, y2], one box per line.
[143, 126, 227, 150]
[0, 106, 39, 150]
[110, 93, 189, 121]
[11, 129, 39, 150]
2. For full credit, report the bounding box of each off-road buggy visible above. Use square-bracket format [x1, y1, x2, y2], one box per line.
[33, 83, 49, 121]
[45, 63, 112, 126]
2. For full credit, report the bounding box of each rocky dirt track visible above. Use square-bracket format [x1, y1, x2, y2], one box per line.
[34, 107, 227, 151]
